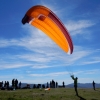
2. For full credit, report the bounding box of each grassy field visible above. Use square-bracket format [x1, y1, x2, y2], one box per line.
[0, 88, 100, 100]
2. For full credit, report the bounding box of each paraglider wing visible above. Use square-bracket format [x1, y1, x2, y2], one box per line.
[22, 5, 73, 54]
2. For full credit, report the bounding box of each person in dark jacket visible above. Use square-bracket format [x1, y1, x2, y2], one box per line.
[71, 75, 78, 96]
[92, 80, 95, 90]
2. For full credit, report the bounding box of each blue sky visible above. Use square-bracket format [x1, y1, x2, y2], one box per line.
[0, 0, 100, 85]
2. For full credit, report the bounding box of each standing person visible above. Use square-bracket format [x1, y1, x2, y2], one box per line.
[71, 75, 78, 96]
[92, 81, 95, 90]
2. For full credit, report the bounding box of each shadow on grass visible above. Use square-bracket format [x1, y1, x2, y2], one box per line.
[7, 98, 15, 100]
[77, 95, 86, 100]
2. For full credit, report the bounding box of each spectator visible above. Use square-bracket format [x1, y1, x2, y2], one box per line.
[92, 80, 95, 90]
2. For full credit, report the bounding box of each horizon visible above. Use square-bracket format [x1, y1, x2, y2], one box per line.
[0, 0, 100, 85]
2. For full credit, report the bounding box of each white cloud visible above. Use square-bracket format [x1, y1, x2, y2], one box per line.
[85, 69, 100, 75]
[81, 58, 100, 65]
[0, 39, 10, 47]
[0, 63, 32, 69]
[74, 69, 100, 75]
[66, 20, 95, 36]
[29, 71, 69, 77]
[29, 69, 100, 77]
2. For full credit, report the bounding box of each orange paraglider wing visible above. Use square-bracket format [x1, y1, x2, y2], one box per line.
[22, 5, 73, 54]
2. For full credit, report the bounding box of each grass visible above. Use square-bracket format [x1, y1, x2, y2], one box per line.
[0, 88, 100, 100]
